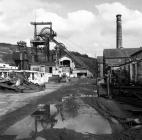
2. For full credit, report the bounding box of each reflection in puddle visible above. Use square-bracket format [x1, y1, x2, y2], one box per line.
[4, 104, 58, 139]
[36, 136, 46, 140]
[54, 98, 111, 134]
[4, 97, 112, 139]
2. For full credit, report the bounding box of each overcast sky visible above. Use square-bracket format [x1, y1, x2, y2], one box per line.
[0, 0, 142, 57]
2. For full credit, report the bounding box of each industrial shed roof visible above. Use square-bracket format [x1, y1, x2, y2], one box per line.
[131, 47, 142, 57]
[103, 48, 139, 59]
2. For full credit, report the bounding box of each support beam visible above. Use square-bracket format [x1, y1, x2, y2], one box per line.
[31, 22, 52, 25]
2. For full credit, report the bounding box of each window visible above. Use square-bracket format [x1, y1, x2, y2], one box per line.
[32, 73, 34, 80]
[49, 67, 52, 73]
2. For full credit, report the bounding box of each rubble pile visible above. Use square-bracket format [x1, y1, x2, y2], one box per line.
[0, 72, 44, 93]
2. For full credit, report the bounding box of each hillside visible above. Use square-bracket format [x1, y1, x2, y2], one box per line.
[71, 52, 97, 77]
[0, 43, 18, 64]
[0, 43, 97, 76]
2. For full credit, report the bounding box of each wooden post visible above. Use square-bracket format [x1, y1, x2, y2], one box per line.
[45, 38, 50, 62]
[107, 70, 111, 98]
[96, 78, 100, 97]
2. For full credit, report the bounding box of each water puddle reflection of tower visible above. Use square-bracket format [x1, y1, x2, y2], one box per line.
[31, 104, 58, 137]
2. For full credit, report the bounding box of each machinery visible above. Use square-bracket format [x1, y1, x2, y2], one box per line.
[30, 22, 56, 62]
[14, 41, 29, 70]
[51, 38, 88, 69]
[30, 21, 90, 78]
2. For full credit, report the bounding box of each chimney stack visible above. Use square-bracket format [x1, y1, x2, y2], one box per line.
[116, 14, 122, 48]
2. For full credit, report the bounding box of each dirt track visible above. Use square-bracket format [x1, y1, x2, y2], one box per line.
[0, 78, 95, 134]
[1, 78, 142, 140]
[0, 82, 68, 134]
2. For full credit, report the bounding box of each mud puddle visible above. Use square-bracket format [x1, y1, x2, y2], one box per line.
[3, 96, 112, 139]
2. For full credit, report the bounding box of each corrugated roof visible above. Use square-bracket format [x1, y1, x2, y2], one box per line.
[103, 48, 139, 59]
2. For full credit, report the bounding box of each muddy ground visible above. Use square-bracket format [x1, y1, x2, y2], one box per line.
[0, 78, 142, 140]
[0, 78, 95, 133]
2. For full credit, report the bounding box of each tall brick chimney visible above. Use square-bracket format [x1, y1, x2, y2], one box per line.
[116, 14, 122, 48]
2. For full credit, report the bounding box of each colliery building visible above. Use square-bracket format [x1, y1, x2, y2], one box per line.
[119, 48, 142, 85]
[101, 14, 142, 85]
[103, 47, 141, 85]
[103, 48, 139, 68]
[30, 55, 93, 78]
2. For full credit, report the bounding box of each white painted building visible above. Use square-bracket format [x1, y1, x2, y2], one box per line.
[0, 63, 18, 70]
[58, 56, 75, 77]
[30, 56, 93, 78]
[30, 64, 56, 74]
[58, 56, 93, 78]
[59, 56, 75, 70]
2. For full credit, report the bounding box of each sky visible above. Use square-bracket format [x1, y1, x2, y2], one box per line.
[0, 0, 142, 57]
